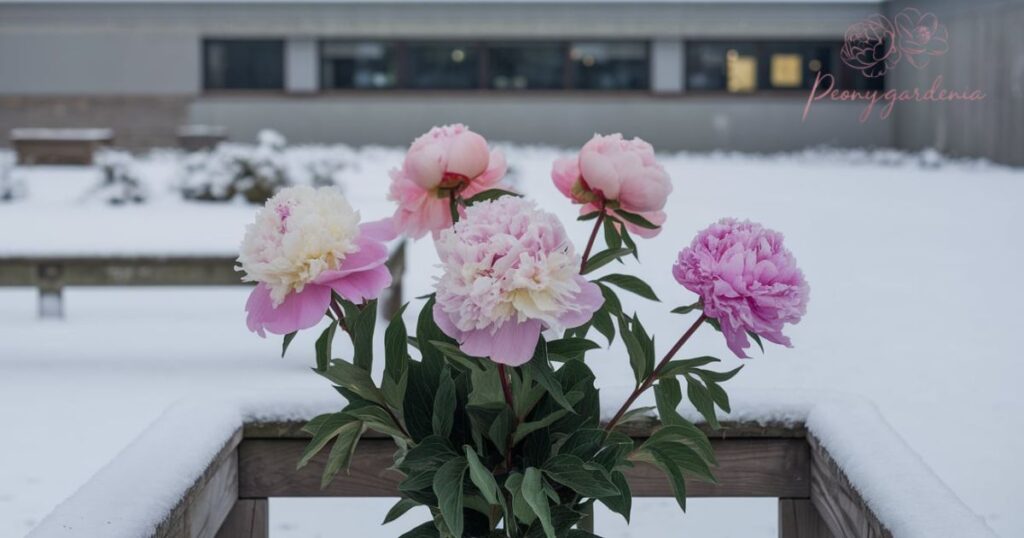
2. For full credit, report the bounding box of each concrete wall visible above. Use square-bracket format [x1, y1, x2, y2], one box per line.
[887, 0, 1024, 166]
[189, 94, 890, 150]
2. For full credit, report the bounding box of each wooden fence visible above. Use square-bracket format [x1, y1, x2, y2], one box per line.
[29, 395, 998, 538]
[0, 241, 406, 319]
[158, 420, 882, 538]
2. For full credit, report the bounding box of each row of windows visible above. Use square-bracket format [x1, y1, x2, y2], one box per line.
[203, 39, 883, 93]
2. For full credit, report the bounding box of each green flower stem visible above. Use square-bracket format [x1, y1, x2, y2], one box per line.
[498, 364, 518, 471]
[579, 202, 607, 273]
[328, 300, 352, 338]
[604, 313, 708, 432]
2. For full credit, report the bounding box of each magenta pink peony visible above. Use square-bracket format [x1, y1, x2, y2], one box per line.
[238, 186, 396, 336]
[552, 133, 672, 238]
[432, 196, 603, 366]
[672, 218, 809, 358]
[388, 124, 507, 239]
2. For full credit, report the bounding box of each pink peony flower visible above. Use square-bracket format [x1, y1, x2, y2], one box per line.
[672, 218, 809, 359]
[432, 196, 603, 366]
[238, 186, 397, 336]
[552, 133, 672, 238]
[388, 124, 507, 239]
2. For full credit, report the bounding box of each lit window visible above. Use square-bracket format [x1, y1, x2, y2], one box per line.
[405, 43, 480, 89]
[321, 42, 398, 89]
[487, 43, 565, 90]
[203, 40, 284, 90]
[770, 53, 804, 88]
[569, 42, 648, 90]
[726, 49, 758, 93]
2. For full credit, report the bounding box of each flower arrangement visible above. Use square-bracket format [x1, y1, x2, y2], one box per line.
[237, 125, 809, 537]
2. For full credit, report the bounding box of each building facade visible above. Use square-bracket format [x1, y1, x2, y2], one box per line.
[0, 0, 1018, 164]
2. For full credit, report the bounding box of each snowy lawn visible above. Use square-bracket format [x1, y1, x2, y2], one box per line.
[0, 146, 1021, 537]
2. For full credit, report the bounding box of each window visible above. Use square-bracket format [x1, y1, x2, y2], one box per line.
[686, 41, 884, 92]
[203, 40, 284, 90]
[569, 42, 649, 90]
[313, 40, 652, 92]
[487, 42, 565, 90]
[321, 42, 398, 89]
[405, 43, 481, 89]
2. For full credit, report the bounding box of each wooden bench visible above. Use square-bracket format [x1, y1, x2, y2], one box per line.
[10, 128, 114, 165]
[0, 240, 406, 319]
[26, 395, 997, 538]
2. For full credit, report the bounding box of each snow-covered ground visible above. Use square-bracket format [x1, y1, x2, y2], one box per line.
[1, 145, 1021, 537]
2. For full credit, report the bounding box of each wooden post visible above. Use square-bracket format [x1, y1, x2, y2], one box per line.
[779, 498, 833, 538]
[215, 499, 268, 538]
[37, 262, 64, 319]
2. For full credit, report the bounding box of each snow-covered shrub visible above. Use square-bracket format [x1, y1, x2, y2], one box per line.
[181, 129, 290, 204]
[91, 149, 147, 205]
[285, 144, 359, 189]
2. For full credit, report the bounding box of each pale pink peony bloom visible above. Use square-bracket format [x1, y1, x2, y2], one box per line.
[432, 197, 603, 366]
[552, 133, 672, 238]
[672, 218, 809, 358]
[238, 186, 396, 336]
[388, 124, 507, 239]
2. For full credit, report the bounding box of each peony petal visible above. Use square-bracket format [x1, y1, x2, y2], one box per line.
[579, 151, 621, 200]
[447, 131, 491, 180]
[472, 319, 543, 366]
[314, 236, 389, 283]
[551, 156, 581, 200]
[359, 218, 399, 243]
[557, 276, 604, 329]
[325, 265, 392, 304]
[245, 283, 331, 337]
[405, 142, 447, 190]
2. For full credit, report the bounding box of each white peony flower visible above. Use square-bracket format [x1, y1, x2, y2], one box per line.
[237, 185, 360, 306]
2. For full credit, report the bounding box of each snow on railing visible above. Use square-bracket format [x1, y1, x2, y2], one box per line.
[26, 391, 997, 538]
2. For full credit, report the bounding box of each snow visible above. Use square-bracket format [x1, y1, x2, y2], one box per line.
[2, 144, 1021, 537]
[8, 128, 113, 141]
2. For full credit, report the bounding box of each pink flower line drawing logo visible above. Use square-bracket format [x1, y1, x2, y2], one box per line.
[841, 7, 948, 77]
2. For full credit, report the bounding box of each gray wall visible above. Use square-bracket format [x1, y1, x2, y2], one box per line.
[888, 0, 1024, 166]
[189, 95, 891, 151]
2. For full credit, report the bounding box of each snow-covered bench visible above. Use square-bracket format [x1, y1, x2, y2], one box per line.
[26, 392, 997, 538]
[0, 240, 406, 319]
[10, 128, 114, 166]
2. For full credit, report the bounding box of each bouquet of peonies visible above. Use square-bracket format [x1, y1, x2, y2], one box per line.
[237, 125, 809, 537]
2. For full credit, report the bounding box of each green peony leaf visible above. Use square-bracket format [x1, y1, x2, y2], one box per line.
[463, 188, 522, 205]
[612, 208, 660, 230]
[432, 366, 456, 438]
[522, 468, 555, 538]
[382, 498, 419, 525]
[314, 321, 338, 372]
[542, 454, 620, 498]
[464, 445, 500, 506]
[432, 457, 468, 538]
[581, 248, 634, 275]
[281, 331, 297, 358]
[341, 299, 377, 371]
[320, 420, 364, 488]
[319, 359, 386, 406]
[597, 274, 660, 302]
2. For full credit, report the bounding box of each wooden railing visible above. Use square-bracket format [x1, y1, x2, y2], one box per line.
[0, 241, 406, 319]
[29, 395, 997, 538]
[160, 420, 874, 538]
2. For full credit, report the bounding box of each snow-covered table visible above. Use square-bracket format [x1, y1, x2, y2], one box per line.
[27, 392, 997, 538]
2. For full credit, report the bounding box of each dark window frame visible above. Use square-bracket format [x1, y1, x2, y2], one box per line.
[202, 38, 286, 92]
